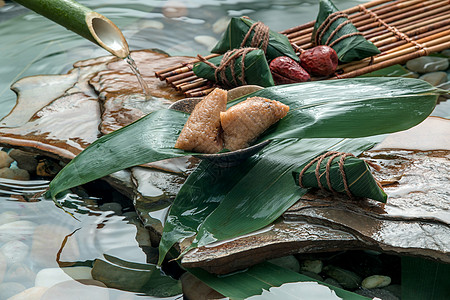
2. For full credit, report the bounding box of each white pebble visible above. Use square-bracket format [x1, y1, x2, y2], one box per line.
[35, 267, 93, 287]
[0, 240, 29, 264]
[213, 17, 230, 34]
[0, 151, 13, 168]
[6, 286, 47, 300]
[419, 72, 448, 86]
[406, 56, 449, 73]
[0, 167, 30, 181]
[0, 211, 19, 226]
[138, 20, 164, 30]
[194, 35, 218, 52]
[301, 260, 323, 274]
[362, 275, 392, 289]
[0, 220, 36, 243]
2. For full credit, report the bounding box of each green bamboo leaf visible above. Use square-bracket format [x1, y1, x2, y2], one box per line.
[401, 256, 450, 300]
[188, 261, 370, 300]
[91, 254, 181, 297]
[188, 137, 382, 251]
[211, 17, 298, 62]
[46, 109, 192, 198]
[313, 0, 380, 63]
[47, 78, 438, 213]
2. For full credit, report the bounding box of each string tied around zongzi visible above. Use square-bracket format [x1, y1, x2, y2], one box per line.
[240, 18, 270, 53]
[298, 151, 355, 198]
[314, 11, 363, 48]
[197, 47, 258, 87]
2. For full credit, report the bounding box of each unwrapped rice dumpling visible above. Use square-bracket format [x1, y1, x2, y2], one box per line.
[221, 97, 289, 151]
[292, 151, 387, 203]
[312, 0, 380, 63]
[175, 88, 228, 154]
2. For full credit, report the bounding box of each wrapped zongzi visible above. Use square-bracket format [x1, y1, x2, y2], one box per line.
[292, 151, 387, 203]
[193, 48, 275, 88]
[211, 16, 298, 62]
[312, 0, 380, 63]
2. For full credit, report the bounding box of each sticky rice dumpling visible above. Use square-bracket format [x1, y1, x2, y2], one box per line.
[193, 48, 275, 88]
[292, 151, 387, 203]
[211, 16, 299, 62]
[175, 88, 228, 154]
[221, 97, 289, 151]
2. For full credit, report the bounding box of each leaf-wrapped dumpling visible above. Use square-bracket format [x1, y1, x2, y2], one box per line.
[292, 151, 387, 203]
[193, 48, 275, 88]
[312, 0, 380, 63]
[211, 16, 299, 62]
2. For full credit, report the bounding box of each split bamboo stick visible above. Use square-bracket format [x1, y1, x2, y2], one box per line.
[155, 54, 219, 78]
[339, 31, 450, 73]
[377, 24, 450, 52]
[165, 71, 195, 84]
[332, 40, 450, 79]
[187, 87, 215, 98]
[372, 19, 450, 48]
[368, 12, 450, 42]
[360, 4, 450, 35]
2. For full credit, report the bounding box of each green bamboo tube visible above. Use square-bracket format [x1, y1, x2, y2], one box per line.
[14, 0, 130, 58]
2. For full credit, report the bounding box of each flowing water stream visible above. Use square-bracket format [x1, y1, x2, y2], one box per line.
[0, 0, 449, 299]
[125, 55, 153, 100]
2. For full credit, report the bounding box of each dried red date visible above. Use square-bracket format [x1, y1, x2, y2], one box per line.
[269, 56, 310, 85]
[299, 46, 338, 77]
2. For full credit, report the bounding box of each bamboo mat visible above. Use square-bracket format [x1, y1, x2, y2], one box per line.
[156, 0, 450, 97]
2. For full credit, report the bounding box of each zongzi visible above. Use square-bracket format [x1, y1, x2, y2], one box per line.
[312, 0, 380, 63]
[221, 97, 289, 151]
[175, 88, 228, 154]
[292, 151, 387, 203]
[193, 48, 275, 88]
[212, 16, 299, 62]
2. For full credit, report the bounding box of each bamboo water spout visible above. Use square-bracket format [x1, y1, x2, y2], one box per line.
[14, 0, 129, 58]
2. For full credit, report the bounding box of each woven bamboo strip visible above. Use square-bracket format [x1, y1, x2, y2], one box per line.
[372, 19, 450, 48]
[332, 40, 450, 79]
[289, 0, 445, 44]
[353, 0, 443, 28]
[158, 0, 450, 97]
[368, 12, 450, 42]
[360, 4, 450, 35]
[281, 0, 395, 36]
[339, 31, 450, 73]
[377, 24, 450, 52]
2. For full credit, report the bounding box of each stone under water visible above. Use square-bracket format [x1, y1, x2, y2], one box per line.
[0, 50, 449, 275]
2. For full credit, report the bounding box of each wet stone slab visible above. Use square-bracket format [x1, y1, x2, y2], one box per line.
[180, 117, 450, 273]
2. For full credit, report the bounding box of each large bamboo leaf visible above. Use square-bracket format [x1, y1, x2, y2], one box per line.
[46, 109, 192, 198]
[189, 261, 370, 300]
[401, 256, 450, 300]
[159, 137, 382, 263]
[47, 78, 438, 204]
